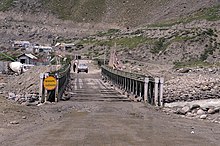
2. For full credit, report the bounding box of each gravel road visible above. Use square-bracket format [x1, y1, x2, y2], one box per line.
[1, 61, 220, 146]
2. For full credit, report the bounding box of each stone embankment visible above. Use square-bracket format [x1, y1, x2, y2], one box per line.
[1, 66, 54, 105]
[163, 67, 220, 122]
[164, 67, 220, 103]
[163, 102, 220, 123]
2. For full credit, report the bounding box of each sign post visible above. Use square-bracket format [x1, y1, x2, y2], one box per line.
[55, 73, 59, 102]
[39, 73, 45, 103]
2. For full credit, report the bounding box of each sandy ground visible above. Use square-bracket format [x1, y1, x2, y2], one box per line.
[0, 61, 220, 146]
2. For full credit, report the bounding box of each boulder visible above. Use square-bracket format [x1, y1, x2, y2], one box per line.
[208, 108, 216, 114]
[197, 109, 205, 115]
[200, 114, 207, 119]
[186, 112, 195, 117]
[177, 68, 191, 73]
[214, 107, 220, 113]
[191, 109, 198, 114]
[135, 97, 142, 102]
[8, 92, 16, 100]
[181, 106, 190, 113]
[10, 121, 19, 124]
[175, 108, 187, 115]
[190, 104, 200, 110]
[201, 107, 209, 111]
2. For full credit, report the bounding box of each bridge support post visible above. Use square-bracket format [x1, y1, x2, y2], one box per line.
[39, 73, 45, 103]
[139, 82, 142, 97]
[135, 80, 138, 96]
[154, 78, 159, 106]
[144, 78, 149, 103]
[159, 78, 164, 106]
[133, 80, 135, 94]
[44, 73, 49, 102]
[125, 78, 127, 91]
[55, 73, 59, 102]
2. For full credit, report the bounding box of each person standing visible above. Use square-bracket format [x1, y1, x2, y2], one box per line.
[73, 62, 76, 72]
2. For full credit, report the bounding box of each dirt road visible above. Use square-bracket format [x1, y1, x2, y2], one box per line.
[1, 61, 220, 146]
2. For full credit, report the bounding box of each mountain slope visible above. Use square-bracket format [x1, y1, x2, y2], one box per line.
[0, 0, 220, 68]
[1, 0, 219, 27]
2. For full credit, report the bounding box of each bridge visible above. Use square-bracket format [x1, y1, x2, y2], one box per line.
[39, 60, 164, 107]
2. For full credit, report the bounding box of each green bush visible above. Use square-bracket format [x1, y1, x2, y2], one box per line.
[150, 38, 165, 54]
[0, 0, 13, 11]
[173, 60, 211, 69]
[96, 36, 148, 48]
[200, 45, 215, 61]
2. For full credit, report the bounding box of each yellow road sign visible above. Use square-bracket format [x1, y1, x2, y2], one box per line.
[43, 76, 57, 90]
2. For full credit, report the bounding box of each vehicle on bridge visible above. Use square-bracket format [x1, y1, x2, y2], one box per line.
[77, 63, 88, 73]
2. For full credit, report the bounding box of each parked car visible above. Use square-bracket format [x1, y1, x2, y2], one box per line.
[77, 63, 88, 73]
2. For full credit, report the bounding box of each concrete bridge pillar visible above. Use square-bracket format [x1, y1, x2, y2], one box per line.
[144, 78, 149, 103]
[154, 78, 159, 106]
[159, 78, 164, 106]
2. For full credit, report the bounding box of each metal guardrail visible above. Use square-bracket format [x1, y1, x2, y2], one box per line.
[39, 63, 71, 102]
[101, 66, 164, 106]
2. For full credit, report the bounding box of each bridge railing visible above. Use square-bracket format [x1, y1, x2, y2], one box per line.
[101, 66, 164, 106]
[39, 63, 71, 103]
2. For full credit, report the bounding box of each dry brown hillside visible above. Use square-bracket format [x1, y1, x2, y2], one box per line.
[1, 0, 219, 27]
[0, 0, 219, 44]
[0, 0, 220, 68]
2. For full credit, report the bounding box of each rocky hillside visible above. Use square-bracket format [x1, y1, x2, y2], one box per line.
[78, 19, 220, 70]
[0, 0, 220, 68]
[1, 0, 219, 26]
[1, 0, 218, 26]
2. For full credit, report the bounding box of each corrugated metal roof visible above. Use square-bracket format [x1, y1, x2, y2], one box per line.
[17, 53, 38, 60]
[14, 41, 30, 44]
[25, 54, 37, 59]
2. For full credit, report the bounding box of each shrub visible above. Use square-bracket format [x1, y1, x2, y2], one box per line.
[150, 38, 165, 54]
[0, 0, 13, 11]
[200, 45, 215, 61]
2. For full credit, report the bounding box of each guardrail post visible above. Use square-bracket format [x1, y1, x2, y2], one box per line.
[39, 73, 44, 103]
[159, 78, 164, 106]
[55, 73, 59, 102]
[44, 73, 49, 102]
[124, 77, 127, 90]
[154, 78, 159, 106]
[133, 80, 135, 94]
[135, 80, 138, 96]
[144, 78, 149, 103]
[139, 82, 142, 97]
[128, 79, 130, 92]
[120, 76, 122, 89]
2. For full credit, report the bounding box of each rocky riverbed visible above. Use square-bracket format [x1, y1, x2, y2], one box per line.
[164, 99, 220, 122]
[160, 66, 220, 122]
[164, 67, 220, 103]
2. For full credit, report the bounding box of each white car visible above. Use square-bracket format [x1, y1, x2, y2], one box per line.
[77, 64, 88, 73]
